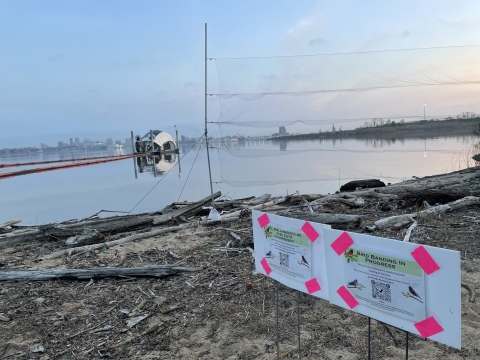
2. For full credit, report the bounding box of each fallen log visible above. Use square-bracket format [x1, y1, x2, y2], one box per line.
[0, 219, 21, 229]
[367, 196, 480, 231]
[39, 224, 189, 260]
[0, 230, 46, 249]
[373, 167, 480, 202]
[280, 212, 361, 229]
[41, 216, 152, 239]
[0, 265, 199, 282]
[153, 191, 222, 225]
[0, 215, 154, 248]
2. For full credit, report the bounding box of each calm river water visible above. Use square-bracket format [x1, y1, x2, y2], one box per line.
[0, 135, 475, 225]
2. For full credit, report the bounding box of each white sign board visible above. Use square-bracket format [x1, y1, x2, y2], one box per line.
[253, 211, 330, 300]
[324, 229, 461, 349]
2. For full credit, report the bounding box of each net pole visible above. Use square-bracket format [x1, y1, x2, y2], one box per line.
[205, 22, 215, 207]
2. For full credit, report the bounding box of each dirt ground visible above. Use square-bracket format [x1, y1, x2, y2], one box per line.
[1, 199, 479, 360]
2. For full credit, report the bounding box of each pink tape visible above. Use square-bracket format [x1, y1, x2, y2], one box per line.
[257, 213, 270, 228]
[414, 316, 444, 338]
[330, 231, 354, 255]
[337, 285, 359, 309]
[260, 257, 272, 275]
[301, 221, 319, 242]
[411, 246, 440, 275]
[305, 278, 321, 294]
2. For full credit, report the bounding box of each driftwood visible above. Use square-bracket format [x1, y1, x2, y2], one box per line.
[222, 197, 287, 219]
[153, 191, 222, 225]
[367, 196, 480, 231]
[0, 219, 21, 229]
[462, 283, 476, 303]
[0, 230, 46, 248]
[403, 219, 417, 242]
[41, 216, 152, 239]
[0, 265, 199, 282]
[281, 212, 361, 229]
[66, 229, 103, 246]
[0, 215, 153, 248]
[373, 167, 480, 202]
[243, 193, 271, 206]
[201, 217, 242, 226]
[39, 224, 189, 260]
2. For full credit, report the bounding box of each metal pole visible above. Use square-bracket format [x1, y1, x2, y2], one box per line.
[276, 281, 279, 359]
[131, 131, 136, 154]
[424, 104, 426, 154]
[205, 23, 215, 207]
[131, 131, 137, 179]
[405, 331, 409, 360]
[368, 317, 371, 360]
[296, 291, 301, 360]
[175, 126, 181, 177]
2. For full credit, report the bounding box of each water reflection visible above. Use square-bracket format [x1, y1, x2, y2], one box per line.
[136, 153, 178, 175]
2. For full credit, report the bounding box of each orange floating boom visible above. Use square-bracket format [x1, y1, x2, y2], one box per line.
[0, 154, 143, 168]
[0, 154, 146, 180]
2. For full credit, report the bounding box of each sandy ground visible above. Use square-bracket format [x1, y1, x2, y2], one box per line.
[1, 199, 479, 359]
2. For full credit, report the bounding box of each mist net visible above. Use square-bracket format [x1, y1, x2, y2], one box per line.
[209, 46, 480, 188]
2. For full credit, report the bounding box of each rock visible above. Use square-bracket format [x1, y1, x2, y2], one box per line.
[33, 297, 45, 304]
[32, 345, 45, 353]
[0, 314, 10, 322]
[340, 179, 386, 192]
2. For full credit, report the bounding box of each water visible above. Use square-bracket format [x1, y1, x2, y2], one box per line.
[0, 135, 474, 225]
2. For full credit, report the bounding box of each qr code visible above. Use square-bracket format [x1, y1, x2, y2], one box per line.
[371, 280, 391, 302]
[279, 252, 289, 268]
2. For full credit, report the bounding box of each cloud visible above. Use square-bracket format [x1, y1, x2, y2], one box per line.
[309, 37, 327, 47]
[401, 30, 411, 38]
[46, 54, 65, 62]
[287, 18, 313, 37]
[437, 19, 462, 27]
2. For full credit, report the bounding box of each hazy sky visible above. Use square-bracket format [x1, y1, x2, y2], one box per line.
[1, 0, 479, 147]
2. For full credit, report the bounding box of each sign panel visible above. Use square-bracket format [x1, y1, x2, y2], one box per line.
[325, 229, 461, 349]
[253, 211, 330, 300]
[343, 243, 426, 321]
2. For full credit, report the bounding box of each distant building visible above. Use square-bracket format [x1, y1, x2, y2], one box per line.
[279, 126, 287, 135]
[106, 138, 113, 146]
[40, 143, 48, 149]
[125, 138, 131, 146]
[70, 138, 74, 146]
[58, 141, 64, 148]
[115, 140, 122, 145]
[332, 124, 336, 132]
[75, 137, 80, 146]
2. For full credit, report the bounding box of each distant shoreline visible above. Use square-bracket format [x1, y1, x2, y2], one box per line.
[271, 117, 479, 141]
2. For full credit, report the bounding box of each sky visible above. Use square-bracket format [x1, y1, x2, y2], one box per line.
[1, 0, 480, 148]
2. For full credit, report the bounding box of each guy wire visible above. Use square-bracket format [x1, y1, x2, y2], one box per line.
[177, 137, 205, 201]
